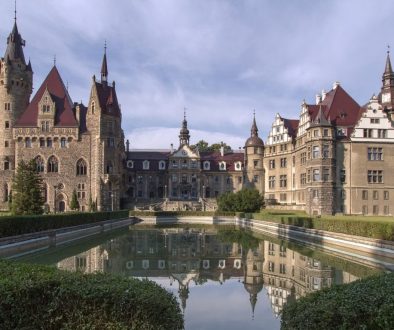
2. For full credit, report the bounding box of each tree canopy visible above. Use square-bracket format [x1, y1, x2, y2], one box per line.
[70, 189, 79, 211]
[11, 159, 45, 215]
[191, 140, 232, 152]
[217, 188, 264, 213]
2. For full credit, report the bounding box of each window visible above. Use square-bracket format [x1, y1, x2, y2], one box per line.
[269, 159, 275, 169]
[367, 170, 383, 183]
[39, 138, 45, 148]
[181, 159, 188, 169]
[279, 175, 287, 188]
[190, 159, 198, 169]
[322, 145, 329, 158]
[363, 129, 373, 138]
[373, 205, 379, 215]
[253, 175, 259, 183]
[384, 191, 389, 200]
[159, 160, 166, 170]
[367, 147, 383, 160]
[378, 129, 387, 138]
[4, 160, 9, 170]
[203, 161, 210, 170]
[323, 128, 329, 137]
[137, 175, 143, 184]
[235, 162, 242, 171]
[322, 168, 329, 181]
[172, 160, 178, 169]
[42, 104, 50, 113]
[373, 190, 378, 200]
[107, 137, 115, 148]
[313, 130, 319, 137]
[106, 161, 113, 174]
[279, 264, 286, 274]
[300, 152, 306, 165]
[60, 138, 67, 148]
[312, 146, 320, 159]
[143, 160, 150, 170]
[127, 160, 133, 168]
[362, 205, 368, 215]
[312, 190, 318, 198]
[340, 169, 346, 183]
[280, 158, 287, 168]
[238, 176, 242, 184]
[5, 121, 9, 129]
[253, 160, 259, 168]
[219, 162, 226, 170]
[4, 141, 9, 148]
[300, 173, 306, 185]
[268, 176, 275, 189]
[47, 156, 58, 173]
[4, 103, 11, 111]
[384, 206, 389, 215]
[76, 159, 87, 176]
[46, 138, 52, 148]
[268, 261, 275, 272]
[280, 193, 287, 202]
[313, 169, 320, 181]
[35, 156, 45, 172]
[370, 118, 380, 124]
[362, 190, 368, 200]
[172, 174, 177, 183]
[25, 138, 31, 148]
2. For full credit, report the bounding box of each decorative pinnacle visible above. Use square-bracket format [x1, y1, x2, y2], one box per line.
[53, 54, 56, 66]
[104, 40, 107, 54]
[388, 44, 390, 55]
[183, 107, 187, 120]
[14, 0, 17, 22]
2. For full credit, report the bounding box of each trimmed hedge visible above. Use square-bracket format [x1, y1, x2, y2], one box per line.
[130, 210, 236, 217]
[281, 273, 394, 329]
[0, 260, 183, 329]
[0, 210, 129, 238]
[250, 212, 394, 240]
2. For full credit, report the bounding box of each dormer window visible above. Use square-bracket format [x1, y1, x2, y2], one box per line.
[143, 160, 150, 170]
[235, 162, 242, 171]
[203, 161, 210, 170]
[219, 161, 226, 171]
[42, 105, 50, 113]
[159, 160, 166, 170]
[127, 160, 134, 169]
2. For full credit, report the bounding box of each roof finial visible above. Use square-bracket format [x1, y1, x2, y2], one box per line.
[183, 107, 187, 120]
[104, 40, 107, 54]
[14, 0, 17, 22]
[253, 108, 256, 118]
[53, 54, 56, 67]
[388, 44, 390, 55]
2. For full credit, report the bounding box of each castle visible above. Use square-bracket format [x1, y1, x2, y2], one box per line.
[1, 18, 394, 215]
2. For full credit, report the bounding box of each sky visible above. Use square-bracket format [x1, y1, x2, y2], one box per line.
[0, 0, 393, 149]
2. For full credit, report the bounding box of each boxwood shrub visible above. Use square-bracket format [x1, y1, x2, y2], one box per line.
[0, 260, 183, 330]
[281, 273, 394, 329]
[130, 210, 236, 217]
[0, 210, 129, 238]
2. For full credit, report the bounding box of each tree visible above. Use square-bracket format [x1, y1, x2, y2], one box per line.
[70, 189, 80, 211]
[191, 140, 232, 152]
[192, 140, 209, 152]
[217, 188, 264, 213]
[11, 159, 45, 215]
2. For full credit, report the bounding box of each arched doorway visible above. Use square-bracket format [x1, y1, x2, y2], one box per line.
[57, 194, 66, 212]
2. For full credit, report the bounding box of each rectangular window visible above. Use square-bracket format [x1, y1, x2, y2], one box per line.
[312, 190, 318, 198]
[312, 146, 320, 159]
[384, 191, 389, 200]
[313, 169, 320, 181]
[4, 161, 9, 170]
[4, 141, 9, 148]
[238, 176, 242, 184]
[373, 205, 379, 215]
[370, 118, 380, 124]
[378, 129, 387, 138]
[323, 129, 329, 137]
[253, 175, 259, 183]
[4, 103, 10, 111]
[300, 173, 306, 185]
[253, 160, 259, 168]
[363, 129, 373, 138]
[362, 190, 368, 200]
[279, 175, 287, 188]
[300, 152, 306, 165]
[280, 193, 287, 202]
[362, 205, 368, 215]
[280, 158, 287, 168]
[367, 147, 383, 160]
[172, 174, 177, 183]
[322, 145, 329, 158]
[5, 121, 9, 129]
[373, 190, 378, 200]
[322, 168, 329, 181]
[279, 264, 286, 274]
[40, 138, 45, 148]
[367, 170, 383, 183]
[268, 176, 275, 189]
[268, 261, 275, 272]
[269, 159, 275, 169]
[384, 206, 389, 215]
[340, 169, 346, 183]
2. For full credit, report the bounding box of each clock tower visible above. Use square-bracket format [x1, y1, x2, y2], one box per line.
[381, 49, 394, 117]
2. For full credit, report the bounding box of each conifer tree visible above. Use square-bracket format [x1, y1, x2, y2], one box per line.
[11, 160, 45, 215]
[70, 189, 80, 211]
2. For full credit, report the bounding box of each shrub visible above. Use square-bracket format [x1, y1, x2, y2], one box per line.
[0, 260, 183, 329]
[0, 210, 129, 238]
[129, 210, 236, 217]
[281, 273, 394, 330]
[217, 188, 264, 212]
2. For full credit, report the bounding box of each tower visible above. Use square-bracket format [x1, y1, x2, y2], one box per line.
[381, 49, 394, 117]
[179, 111, 190, 146]
[244, 112, 265, 193]
[0, 18, 32, 172]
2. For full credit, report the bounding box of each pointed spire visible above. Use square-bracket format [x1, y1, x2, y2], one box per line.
[101, 41, 108, 84]
[179, 108, 190, 146]
[384, 46, 393, 75]
[14, 0, 17, 22]
[4, 12, 26, 64]
[251, 109, 258, 137]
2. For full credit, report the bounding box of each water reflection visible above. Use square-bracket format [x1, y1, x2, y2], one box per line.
[57, 227, 367, 323]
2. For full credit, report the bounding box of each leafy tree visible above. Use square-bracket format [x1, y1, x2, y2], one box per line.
[217, 188, 263, 213]
[11, 160, 45, 215]
[70, 189, 79, 211]
[191, 140, 232, 152]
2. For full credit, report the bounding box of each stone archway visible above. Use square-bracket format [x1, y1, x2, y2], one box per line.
[57, 193, 66, 212]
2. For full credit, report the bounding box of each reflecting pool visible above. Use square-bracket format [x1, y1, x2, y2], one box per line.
[17, 226, 390, 330]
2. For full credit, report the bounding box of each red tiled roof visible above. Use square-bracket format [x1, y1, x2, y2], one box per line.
[282, 118, 299, 137]
[16, 66, 78, 127]
[94, 82, 121, 117]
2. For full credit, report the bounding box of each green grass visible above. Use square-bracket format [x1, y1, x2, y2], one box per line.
[249, 209, 394, 240]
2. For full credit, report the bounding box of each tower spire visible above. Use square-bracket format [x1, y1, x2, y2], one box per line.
[251, 110, 258, 137]
[101, 40, 108, 84]
[179, 109, 190, 146]
[14, 0, 17, 22]
[384, 45, 393, 76]
[4, 7, 26, 64]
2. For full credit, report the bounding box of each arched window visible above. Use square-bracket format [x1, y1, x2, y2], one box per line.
[35, 156, 45, 172]
[48, 156, 59, 173]
[76, 159, 87, 176]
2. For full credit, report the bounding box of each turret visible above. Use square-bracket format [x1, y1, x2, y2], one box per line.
[179, 110, 190, 146]
[381, 48, 394, 114]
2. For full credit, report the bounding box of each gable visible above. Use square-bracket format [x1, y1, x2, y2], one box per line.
[171, 145, 199, 158]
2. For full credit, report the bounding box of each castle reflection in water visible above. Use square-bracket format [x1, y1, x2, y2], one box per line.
[57, 227, 360, 316]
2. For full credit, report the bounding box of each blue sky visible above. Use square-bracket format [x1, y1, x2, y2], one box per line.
[0, 0, 393, 149]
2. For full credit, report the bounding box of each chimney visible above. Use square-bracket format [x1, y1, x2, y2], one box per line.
[316, 94, 322, 105]
[220, 141, 225, 157]
[75, 104, 81, 124]
[170, 143, 174, 153]
[322, 89, 327, 101]
[126, 139, 130, 153]
[333, 81, 340, 90]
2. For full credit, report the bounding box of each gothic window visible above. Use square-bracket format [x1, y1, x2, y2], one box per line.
[25, 138, 31, 148]
[47, 156, 59, 173]
[76, 159, 87, 176]
[106, 161, 113, 174]
[60, 137, 67, 148]
[35, 156, 45, 173]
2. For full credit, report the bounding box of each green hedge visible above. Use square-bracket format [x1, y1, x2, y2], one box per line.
[281, 273, 394, 329]
[0, 260, 183, 330]
[250, 212, 394, 240]
[0, 210, 129, 238]
[130, 210, 236, 217]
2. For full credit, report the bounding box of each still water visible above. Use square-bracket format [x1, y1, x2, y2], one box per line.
[17, 226, 389, 330]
